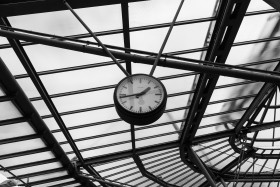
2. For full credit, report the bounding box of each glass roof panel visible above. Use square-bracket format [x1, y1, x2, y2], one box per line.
[11, 162, 62, 177]
[129, 0, 217, 27]
[0, 48, 26, 75]
[0, 138, 46, 155]
[130, 22, 210, 53]
[247, 0, 274, 12]
[0, 151, 55, 167]
[9, 4, 122, 35]
[0, 101, 22, 120]
[0, 122, 35, 140]
[1, 0, 280, 186]
[0, 87, 5, 96]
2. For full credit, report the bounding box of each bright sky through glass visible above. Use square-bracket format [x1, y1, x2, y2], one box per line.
[0, 0, 279, 186]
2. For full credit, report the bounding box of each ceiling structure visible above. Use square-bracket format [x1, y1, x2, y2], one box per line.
[0, 0, 280, 186]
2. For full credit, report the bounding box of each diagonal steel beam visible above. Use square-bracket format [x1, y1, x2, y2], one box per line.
[0, 16, 83, 162]
[0, 17, 99, 187]
[179, 0, 251, 181]
[180, 0, 251, 145]
[0, 58, 96, 187]
[0, 0, 146, 17]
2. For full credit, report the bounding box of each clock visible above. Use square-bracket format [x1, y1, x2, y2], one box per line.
[114, 74, 167, 125]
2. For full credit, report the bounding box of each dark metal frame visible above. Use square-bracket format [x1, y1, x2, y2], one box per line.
[0, 0, 280, 186]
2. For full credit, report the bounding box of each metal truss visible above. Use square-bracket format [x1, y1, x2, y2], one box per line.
[0, 0, 280, 186]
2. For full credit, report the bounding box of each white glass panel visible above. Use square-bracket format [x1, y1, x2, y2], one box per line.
[0, 138, 46, 155]
[131, 22, 210, 53]
[74, 132, 131, 151]
[0, 101, 22, 120]
[235, 13, 278, 43]
[28, 171, 68, 183]
[162, 76, 195, 95]
[9, 4, 122, 35]
[0, 122, 35, 140]
[23, 44, 111, 72]
[61, 107, 121, 128]
[0, 86, 5, 96]
[132, 62, 189, 78]
[247, 0, 273, 12]
[39, 66, 124, 95]
[31, 99, 51, 117]
[135, 123, 179, 140]
[17, 77, 40, 98]
[38, 179, 77, 187]
[12, 162, 62, 176]
[136, 134, 178, 148]
[0, 151, 55, 167]
[81, 143, 131, 158]
[129, 0, 217, 27]
[0, 48, 26, 75]
[52, 89, 114, 114]
[23, 33, 124, 72]
[69, 121, 129, 140]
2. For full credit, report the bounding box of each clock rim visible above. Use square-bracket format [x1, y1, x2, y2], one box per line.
[113, 73, 167, 125]
[114, 73, 167, 115]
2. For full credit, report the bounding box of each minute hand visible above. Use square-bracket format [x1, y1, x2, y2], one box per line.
[119, 87, 151, 98]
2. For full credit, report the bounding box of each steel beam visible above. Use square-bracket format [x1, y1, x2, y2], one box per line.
[121, 2, 132, 74]
[0, 58, 95, 187]
[0, 0, 146, 17]
[179, 0, 251, 178]
[188, 147, 217, 187]
[0, 19, 103, 185]
[180, 0, 251, 145]
[0, 29, 280, 84]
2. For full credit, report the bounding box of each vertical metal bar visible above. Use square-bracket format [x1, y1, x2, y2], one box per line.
[188, 147, 217, 187]
[121, 2, 132, 75]
[63, 0, 130, 77]
[273, 89, 277, 146]
[149, 0, 185, 75]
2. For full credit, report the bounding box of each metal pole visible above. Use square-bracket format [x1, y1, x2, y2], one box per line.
[150, 0, 185, 75]
[1, 29, 280, 84]
[220, 177, 228, 187]
[63, 0, 130, 77]
[188, 147, 217, 187]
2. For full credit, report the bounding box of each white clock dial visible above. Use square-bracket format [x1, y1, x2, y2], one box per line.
[116, 74, 165, 114]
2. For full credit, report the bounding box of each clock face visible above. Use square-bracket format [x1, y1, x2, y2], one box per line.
[116, 74, 165, 114]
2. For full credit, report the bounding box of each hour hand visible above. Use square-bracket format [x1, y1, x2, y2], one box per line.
[136, 87, 151, 97]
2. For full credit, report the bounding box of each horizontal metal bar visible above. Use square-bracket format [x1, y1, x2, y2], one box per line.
[81, 141, 179, 166]
[5, 158, 58, 171]
[0, 95, 13, 102]
[11, 167, 65, 179]
[0, 117, 27, 126]
[0, 134, 39, 144]
[0, 147, 50, 160]
[1, 29, 280, 84]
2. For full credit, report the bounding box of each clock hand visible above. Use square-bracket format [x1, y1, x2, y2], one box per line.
[119, 87, 151, 98]
[119, 93, 140, 98]
[136, 87, 151, 97]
